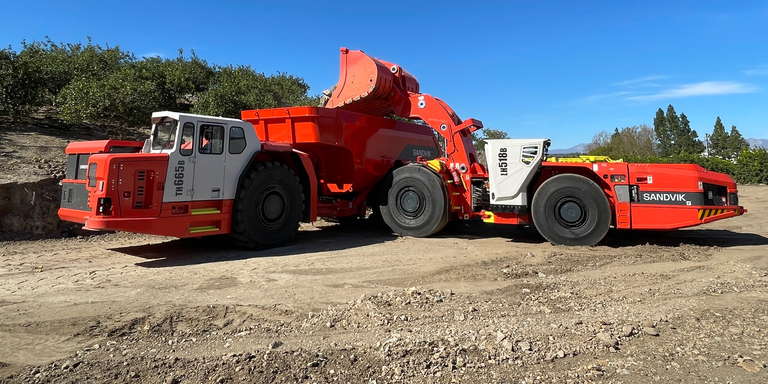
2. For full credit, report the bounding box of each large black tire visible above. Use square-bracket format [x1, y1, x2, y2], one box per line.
[531, 174, 610, 246]
[380, 165, 449, 237]
[231, 162, 304, 249]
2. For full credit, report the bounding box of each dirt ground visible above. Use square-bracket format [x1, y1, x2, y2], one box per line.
[0, 179, 766, 383]
[1, 118, 767, 383]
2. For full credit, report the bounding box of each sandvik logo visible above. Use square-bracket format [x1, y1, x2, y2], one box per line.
[643, 193, 687, 202]
[639, 192, 704, 205]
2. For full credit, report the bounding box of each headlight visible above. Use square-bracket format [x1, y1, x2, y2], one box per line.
[87, 163, 98, 188]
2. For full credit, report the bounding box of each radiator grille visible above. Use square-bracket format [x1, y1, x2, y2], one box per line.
[133, 170, 152, 209]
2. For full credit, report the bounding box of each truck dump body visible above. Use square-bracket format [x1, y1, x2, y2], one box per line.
[241, 107, 440, 198]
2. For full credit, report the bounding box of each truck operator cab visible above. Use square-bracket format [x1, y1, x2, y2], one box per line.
[146, 112, 261, 203]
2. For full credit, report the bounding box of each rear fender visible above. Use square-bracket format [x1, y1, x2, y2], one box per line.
[367, 161, 406, 208]
[534, 163, 622, 226]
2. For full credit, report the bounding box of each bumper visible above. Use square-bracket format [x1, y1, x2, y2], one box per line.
[58, 203, 233, 238]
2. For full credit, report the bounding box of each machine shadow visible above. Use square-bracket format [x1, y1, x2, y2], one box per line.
[600, 228, 768, 248]
[112, 220, 395, 268]
[437, 221, 545, 244]
[440, 222, 768, 248]
[113, 221, 766, 268]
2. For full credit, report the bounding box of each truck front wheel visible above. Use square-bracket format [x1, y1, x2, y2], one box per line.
[380, 165, 449, 237]
[531, 174, 610, 246]
[231, 162, 304, 249]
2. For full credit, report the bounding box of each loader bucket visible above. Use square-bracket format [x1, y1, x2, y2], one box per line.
[325, 48, 419, 116]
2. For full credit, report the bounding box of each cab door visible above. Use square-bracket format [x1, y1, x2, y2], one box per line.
[192, 122, 227, 201]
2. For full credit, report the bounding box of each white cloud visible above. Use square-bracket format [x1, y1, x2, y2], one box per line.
[625, 81, 757, 102]
[141, 52, 164, 58]
[744, 66, 768, 75]
[612, 75, 668, 87]
[583, 91, 633, 102]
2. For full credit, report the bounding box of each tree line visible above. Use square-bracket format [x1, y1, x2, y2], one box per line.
[585, 105, 765, 184]
[0, 38, 320, 135]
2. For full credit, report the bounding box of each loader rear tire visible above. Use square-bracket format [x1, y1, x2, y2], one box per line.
[531, 174, 610, 246]
[380, 165, 449, 237]
[231, 162, 303, 249]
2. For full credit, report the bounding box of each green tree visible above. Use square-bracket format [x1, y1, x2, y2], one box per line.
[678, 113, 705, 154]
[727, 125, 749, 158]
[192, 65, 318, 118]
[708, 116, 729, 159]
[0, 38, 134, 120]
[472, 128, 509, 151]
[665, 105, 683, 155]
[0, 43, 48, 120]
[58, 67, 162, 137]
[132, 51, 214, 112]
[653, 108, 671, 156]
[585, 130, 612, 155]
[45, 38, 133, 100]
[587, 125, 656, 158]
[735, 148, 768, 184]
[471, 128, 510, 165]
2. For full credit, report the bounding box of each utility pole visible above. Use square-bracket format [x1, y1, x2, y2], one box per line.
[705, 133, 710, 157]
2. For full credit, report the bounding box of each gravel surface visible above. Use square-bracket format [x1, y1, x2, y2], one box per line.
[1, 119, 767, 383]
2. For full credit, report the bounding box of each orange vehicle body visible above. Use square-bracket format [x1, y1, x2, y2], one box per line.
[58, 48, 746, 246]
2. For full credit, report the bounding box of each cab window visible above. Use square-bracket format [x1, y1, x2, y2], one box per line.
[151, 119, 178, 151]
[229, 127, 246, 154]
[179, 122, 195, 156]
[199, 125, 224, 154]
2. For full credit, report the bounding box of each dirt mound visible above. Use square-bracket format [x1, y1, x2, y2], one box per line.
[0, 117, 148, 239]
[0, 178, 73, 240]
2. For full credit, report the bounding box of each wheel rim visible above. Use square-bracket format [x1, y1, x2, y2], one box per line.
[263, 194, 284, 220]
[396, 187, 425, 219]
[554, 197, 588, 229]
[256, 186, 288, 229]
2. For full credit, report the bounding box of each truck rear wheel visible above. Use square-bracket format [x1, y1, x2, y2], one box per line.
[380, 165, 449, 237]
[531, 174, 610, 246]
[231, 162, 304, 249]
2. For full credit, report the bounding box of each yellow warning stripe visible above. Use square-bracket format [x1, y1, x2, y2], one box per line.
[189, 225, 219, 234]
[426, 159, 444, 172]
[545, 155, 623, 163]
[698, 209, 732, 220]
[190, 208, 221, 215]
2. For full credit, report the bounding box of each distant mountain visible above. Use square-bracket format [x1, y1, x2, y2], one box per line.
[548, 143, 588, 155]
[747, 138, 768, 149]
[548, 139, 765, 155]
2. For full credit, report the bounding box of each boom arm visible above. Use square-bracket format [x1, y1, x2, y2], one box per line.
[327, 48, 484, 169]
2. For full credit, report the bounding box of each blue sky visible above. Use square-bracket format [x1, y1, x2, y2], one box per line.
[2, 0, 766, 148]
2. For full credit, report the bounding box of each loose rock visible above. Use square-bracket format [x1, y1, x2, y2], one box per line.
[597, 332, 617, 347]
[643, 327, 659, 336]
[738, 359, 762, 373]
[268, 341, 283, 350]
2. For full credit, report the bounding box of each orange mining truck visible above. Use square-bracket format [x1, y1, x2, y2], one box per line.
[58, 48, 746, 248]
